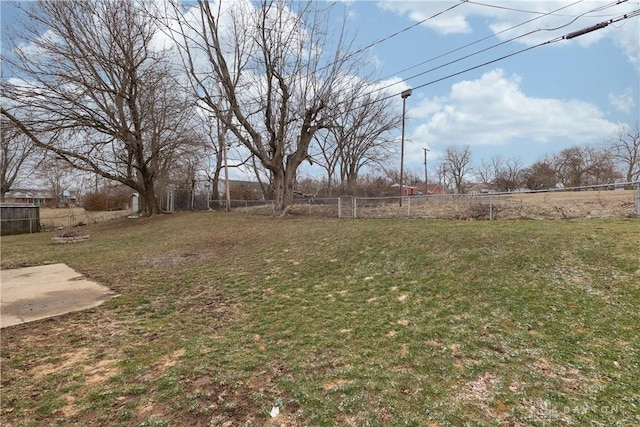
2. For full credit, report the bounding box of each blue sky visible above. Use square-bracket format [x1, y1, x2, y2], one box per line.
[311, 0, 640, 182]
[2, 1, 639, 183]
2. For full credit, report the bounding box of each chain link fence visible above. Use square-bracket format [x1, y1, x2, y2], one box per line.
[2, 183, 637, 236]
[162, 183, 639, 220]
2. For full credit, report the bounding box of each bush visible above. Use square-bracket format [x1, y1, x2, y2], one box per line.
[83, 191, 130, 211]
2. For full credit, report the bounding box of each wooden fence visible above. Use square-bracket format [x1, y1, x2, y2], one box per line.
[0, 204, 40, 236]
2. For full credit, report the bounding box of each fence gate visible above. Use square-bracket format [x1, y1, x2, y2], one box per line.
[338, 196, 356, 219]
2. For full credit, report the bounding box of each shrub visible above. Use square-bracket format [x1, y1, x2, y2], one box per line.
[83, 191, 130, 211]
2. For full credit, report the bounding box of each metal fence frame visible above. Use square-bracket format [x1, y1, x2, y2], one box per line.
[5, 183, 633, 234]
[161, 182, 639, 220]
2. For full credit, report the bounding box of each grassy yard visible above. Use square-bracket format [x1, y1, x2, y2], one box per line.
[1, 213, 639, 426]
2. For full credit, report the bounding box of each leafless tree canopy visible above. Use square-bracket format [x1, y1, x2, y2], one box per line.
[313, 90, 401, 196]
[476, 156, 525, 191]
[441, 145, 473, 193]
[1, 0, 200, 215]
[552, 145, 620, 187]
[0, 117, 42, 201]
[607, 123, 640, 183]
[167, 0, 376, 212]
[522, 159, 557, 191]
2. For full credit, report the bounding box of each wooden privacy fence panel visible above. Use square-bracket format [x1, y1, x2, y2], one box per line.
[0, 204, 40, 236]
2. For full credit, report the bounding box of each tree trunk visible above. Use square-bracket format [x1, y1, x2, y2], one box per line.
[273, 167, 296, 213]
[140, 175, 161, 216]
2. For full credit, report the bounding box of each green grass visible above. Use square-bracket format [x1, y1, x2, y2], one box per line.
[1, 213, 639, 426]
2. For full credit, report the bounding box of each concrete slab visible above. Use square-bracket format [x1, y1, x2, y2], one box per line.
[1, 263, 118, 328]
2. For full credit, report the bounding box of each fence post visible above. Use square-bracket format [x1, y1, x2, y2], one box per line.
[352, 196, 356, 219]
[407, 196, 411, 217]
[489, 195, 493, 221]
[338, 197, 342, 218]
[635, 182, 640, 218]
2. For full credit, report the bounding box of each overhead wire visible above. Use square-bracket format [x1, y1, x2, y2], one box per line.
[368, 0, 628, 98]
[317, 1, 466, 72]
[357, 8, 640, 108]
[374, 0, 585, 85]
[460, 0, 629, 18]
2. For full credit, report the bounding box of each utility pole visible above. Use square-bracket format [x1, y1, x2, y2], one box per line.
[399, 88, 412, 207]
[423, 147, 429, 195]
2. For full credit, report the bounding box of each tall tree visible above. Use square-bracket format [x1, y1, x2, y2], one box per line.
[337, 93, 399, 195]
[1, 0, 198, 215]
[0, 117, 41, 201]
[552, 145, 620, 187]
[442, 145, 473, 194]
[607, 123, 640, 184]
[494, 157, 525, 192]
[523, 159, 557, 190]
[168, 0, 370, 213]
[313, 88, 400, 195]
[553, 146, 589, 187]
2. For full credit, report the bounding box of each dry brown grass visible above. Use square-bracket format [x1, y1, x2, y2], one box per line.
[238, 189, 638, 220]
[39, 207, 131, 229]
[321, 189, 638, 220]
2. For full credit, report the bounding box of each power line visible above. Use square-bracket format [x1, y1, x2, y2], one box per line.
[370, 0, 627, 97]
[375, 0, 582, 84]
[361, 9, 639, 108]
[461, 0, 628, 18]
[319, 1, 466, 72]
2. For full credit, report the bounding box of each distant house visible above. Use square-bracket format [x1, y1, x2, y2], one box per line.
[3, 188, 77, 207]
[392, 183, 444, 196]
[426, 183, 444, 195]
[391, 183, 421, 196]
[466, 183, 498, 195]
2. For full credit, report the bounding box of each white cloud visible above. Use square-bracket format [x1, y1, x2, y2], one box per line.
[377, 1, 639, 66]
[408, 68, 621, 150]
[377, 0, 473, 34]
[609, 16, 640, 69]
[608, 88, 636, 113]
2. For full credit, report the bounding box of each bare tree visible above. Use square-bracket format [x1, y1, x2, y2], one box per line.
[0, 117, 41, 201]
[442, 145, 473, 193]
[553, 147, 587, 187]
[476, 158, 495, 184]
[167, 0, 371, 213]
[435, 162, 452, 191]
[552, 145, 620, 187]
[607, 123, 640, 184]
[202, 115, 228, 205]
[312, 89, 400, 195]
[583, 145, 620, 185]
[312, 129, 340, 195]
[1, 0, 198, 215]
[36, 155, 79, 207]
[523, 158, 557, 190]
[338, 94, 399, 195]
[493, 157, 525, 192]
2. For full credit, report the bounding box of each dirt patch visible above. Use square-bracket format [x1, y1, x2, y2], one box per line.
[84, 358, 118, 385]
[323, 378, 355, 392]
[32, 348, 91, 379]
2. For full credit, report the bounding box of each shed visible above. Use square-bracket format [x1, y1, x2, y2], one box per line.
[0, 203, 40, 236]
